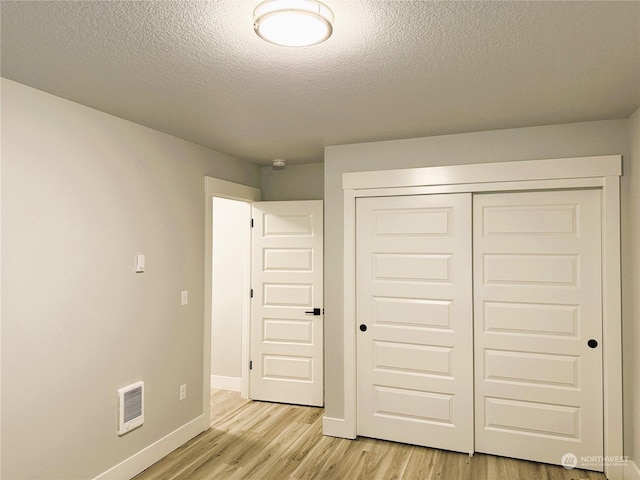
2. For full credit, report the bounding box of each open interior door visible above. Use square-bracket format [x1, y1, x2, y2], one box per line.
[250, 200, 323, 406]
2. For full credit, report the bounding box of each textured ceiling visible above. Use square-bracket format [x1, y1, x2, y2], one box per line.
[1, 1, 639, 165]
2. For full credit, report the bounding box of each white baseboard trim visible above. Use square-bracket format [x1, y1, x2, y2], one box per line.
[93, 414, 205, 480]
[624, 459, 640, 480]
[211, 375, 241, 392]
[322, 416, 355, 440]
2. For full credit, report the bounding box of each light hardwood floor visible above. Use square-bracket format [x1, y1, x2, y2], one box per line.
[209, 389, 252, 423]
[134, 391, 605, 480]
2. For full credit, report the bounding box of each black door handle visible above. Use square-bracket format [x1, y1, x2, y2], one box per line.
[360, 324, 367, 332]
[588, 339, 598, 348]
[305, 308, 322, 316]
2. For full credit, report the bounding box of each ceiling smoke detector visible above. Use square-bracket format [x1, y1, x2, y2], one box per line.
[253, 0, 334, 47]
[272, 159, 286, 170]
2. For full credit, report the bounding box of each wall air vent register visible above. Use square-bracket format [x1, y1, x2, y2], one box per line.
[117, 381, 144, 436]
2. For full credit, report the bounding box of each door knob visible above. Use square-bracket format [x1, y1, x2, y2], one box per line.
[359, 324, 367, 332]
[587, 339, 598, 348]
[305, 308, 321, 316]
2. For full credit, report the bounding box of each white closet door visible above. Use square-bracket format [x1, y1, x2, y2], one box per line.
[473, 190, 603, 470]
[250, 200, 323, 407]
[356, 194, 473, 453]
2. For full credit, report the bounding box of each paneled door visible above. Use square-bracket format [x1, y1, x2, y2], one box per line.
[473, 190, 603, 470]
[250, 201, 323, 407]
[356, 194, 474, 453]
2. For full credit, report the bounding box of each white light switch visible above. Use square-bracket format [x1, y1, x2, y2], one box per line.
[179, 384, 186, 400]
[181, 290, 188, 306]
[135, 254, 145, 273]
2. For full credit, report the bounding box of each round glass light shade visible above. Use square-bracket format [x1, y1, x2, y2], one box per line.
[254, 0, 334, 47]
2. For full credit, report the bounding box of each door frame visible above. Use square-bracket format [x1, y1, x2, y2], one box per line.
[203, 177, 260, 430]
[338, 155, 623, 479]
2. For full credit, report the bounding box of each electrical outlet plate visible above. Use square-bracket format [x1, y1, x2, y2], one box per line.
[181, 290, 188, 306]
[179, 384, 186, 400]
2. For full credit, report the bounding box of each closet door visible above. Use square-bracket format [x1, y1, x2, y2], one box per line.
[473, 190, 603, 470]
[356, 194, 473, 453]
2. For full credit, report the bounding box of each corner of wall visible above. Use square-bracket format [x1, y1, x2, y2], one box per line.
[623, 458, 640, 480]
[260, 162, 324, 201]
[0, 88, 3, 480]
[629, 106, 640, 473]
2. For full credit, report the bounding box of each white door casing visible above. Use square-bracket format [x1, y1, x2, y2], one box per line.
[473, 190, 603, 470]
[204, 177, 261, 428]
[250, 200, 324, 406]
[335, 155, 621, 479]
[356, 194, 474, 453]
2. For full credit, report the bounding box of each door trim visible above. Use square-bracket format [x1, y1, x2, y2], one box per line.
[336, 155, 623, 479]
[204, 177, 260, 430]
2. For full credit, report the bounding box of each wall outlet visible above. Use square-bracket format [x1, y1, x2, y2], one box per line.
[179, 384, 186, 401]
[180, 290, 188, 306]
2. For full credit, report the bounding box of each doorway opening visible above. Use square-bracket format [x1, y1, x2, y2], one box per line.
[211, 197, 250, 394]
[203, 177, 325, 429]
[203, 177, 260, 428]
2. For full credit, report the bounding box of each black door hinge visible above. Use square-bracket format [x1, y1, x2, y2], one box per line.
[251, 219, 254, 228]
[250, 288, 254, 298]
[249, 360, 253, 370]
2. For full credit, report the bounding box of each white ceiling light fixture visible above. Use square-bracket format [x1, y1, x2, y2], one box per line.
[254, 0, 334, 47]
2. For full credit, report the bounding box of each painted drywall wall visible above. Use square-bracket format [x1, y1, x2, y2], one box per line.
[324, 119, 631, 449]
[0, 79, 3, 476]
[628, 107, 640, 474]
[211, 197, 249, 386]
[261, 163, 324, 201]
[0, 79, 261, 479]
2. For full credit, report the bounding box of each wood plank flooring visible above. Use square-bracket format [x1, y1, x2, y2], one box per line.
[134, 391, 605, 480]
[209, 389, 251, 424]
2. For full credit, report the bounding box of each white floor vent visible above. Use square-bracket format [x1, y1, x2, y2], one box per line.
[117, 381, 144, 436]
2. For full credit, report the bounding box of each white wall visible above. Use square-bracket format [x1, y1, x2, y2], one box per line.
[261, 163, 324, 201]
[211, 197, 249, 389]
[323, 119, 632, 456]
[627, 107, 640, 475]
[0, 79, 261, 479]
[0, 78, 3, 476]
